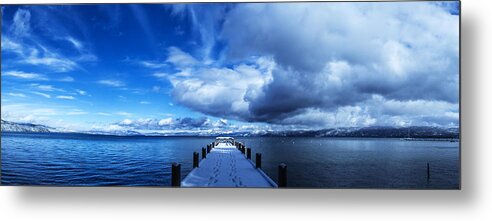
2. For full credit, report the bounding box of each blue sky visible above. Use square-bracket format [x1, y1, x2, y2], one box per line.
[1, 2, 460, 133]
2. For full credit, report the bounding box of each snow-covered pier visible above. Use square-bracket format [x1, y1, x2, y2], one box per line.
[171, 137, 285, 188]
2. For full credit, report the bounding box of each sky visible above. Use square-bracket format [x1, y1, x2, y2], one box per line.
[1, 2, 460, 134]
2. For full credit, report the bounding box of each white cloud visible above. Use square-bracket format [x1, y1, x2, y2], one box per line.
[3, 12, 79, 73]
[9, 8, 31, 37]
[167, 54, 274, 120]
[66, 110, 88, 115]
[139, 60, 166, 68]
[56, 95, 75, 100]
[166, 47, 198, 67]
[139, 101, 151, 104]
[120, 119, 133, 125]
[3, 38, 78, 72]
[32, 92, 51, 98]
[98, 79, 125, 87]
[32, 84, 64, 92]
[2, 37, 23, 54]
[7, 93, 27, 98]
[169, 5, 225, 63]
[115, 117, 224, 131]
[77, 53, 98, 62]
[152, 86, 161, 92]
[61, 37, 98, 62]
[38, 85, 54, 91]
[65, 36, 83, 50]
[158, 118, 173, 126]
[116, 112, 133, 117]
[3, 70, 47, 80]
[25, 48, 78, 72]
[96, 112, 111, 116]
[75, 89, 87, 95]
[59, 76, 75, 82]
[152, 72, 169, 80]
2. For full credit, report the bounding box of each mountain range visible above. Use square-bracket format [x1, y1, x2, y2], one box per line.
[1, 119, 459, 138]
[1, 119, 54, 133]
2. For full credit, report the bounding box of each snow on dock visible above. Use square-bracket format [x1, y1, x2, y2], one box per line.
[181, 140, 278, 188]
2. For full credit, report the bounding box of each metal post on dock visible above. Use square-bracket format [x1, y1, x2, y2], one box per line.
[278, 163, 287, 188]
[207, 145, 211, 154]
[202, 147, 206, 159]
[171, 162, 181, 187]
[256, 153, 262, 169]
[246, 148, 251, 159]
[193, 152, 199, 168]
[427, 162, 430, 180]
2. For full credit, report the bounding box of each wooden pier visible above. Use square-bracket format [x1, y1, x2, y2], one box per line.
[171, 137, 285, 188]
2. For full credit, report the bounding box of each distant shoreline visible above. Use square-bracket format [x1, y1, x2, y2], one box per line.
[0, 131, 460, 140]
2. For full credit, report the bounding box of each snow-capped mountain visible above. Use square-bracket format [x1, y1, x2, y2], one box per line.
[1, 119, 459, 138]
[254, 126, 459, 138]
[1, 119, 54, 133]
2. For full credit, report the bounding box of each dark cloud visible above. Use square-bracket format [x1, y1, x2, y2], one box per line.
[115, 117, 229, 131]
[166, 2, 459, 128]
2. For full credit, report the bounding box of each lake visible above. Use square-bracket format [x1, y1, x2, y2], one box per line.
[0, 132, 460, 189]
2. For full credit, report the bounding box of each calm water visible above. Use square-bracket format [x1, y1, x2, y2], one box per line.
[1, 132, 460, 188]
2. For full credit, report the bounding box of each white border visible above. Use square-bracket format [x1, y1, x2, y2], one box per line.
[2, 0, 492, 220]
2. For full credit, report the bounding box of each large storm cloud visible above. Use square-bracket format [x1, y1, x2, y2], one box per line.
[166, 2, 459, 128]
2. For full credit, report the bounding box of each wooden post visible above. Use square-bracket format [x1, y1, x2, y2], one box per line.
[427, 163, 430, 180]
[256, 153, 262, 169]
[193, 152, 199, 168]
[246, 148, 251, 159]
[207, 145, 211, 154]
[202, 147, 206, 159]
[171, 162, 181, 187]
[278, 163, 287, 188]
